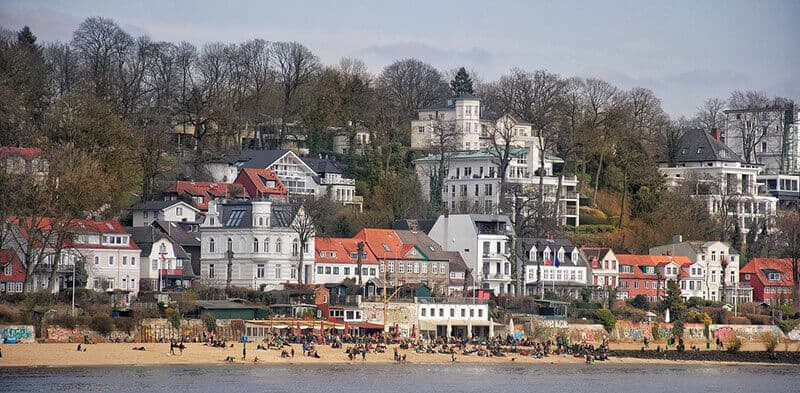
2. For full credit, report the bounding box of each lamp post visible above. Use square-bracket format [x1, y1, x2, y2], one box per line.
[71, 259, 76, 317]
[535, 240, 543, 300]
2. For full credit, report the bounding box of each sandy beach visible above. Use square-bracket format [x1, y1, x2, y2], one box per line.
[1, 341, 796, 368]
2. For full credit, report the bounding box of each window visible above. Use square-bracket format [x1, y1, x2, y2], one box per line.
[450, 309, 455, 317]
[3, 264, 11, 276]
[264, 239, 270, 253]
[432, 263, 438, 274]
[107, 279, 114, 290]
[418, 126, 425, 134]
[94, 256, 99, 265]
[421, 263, 427, 274]
[325, 267, 332, 274]
[388, 262, 395, 273]
[253, 238, 259, 253]
[292, 239, 300, 256]
[258, 217, 264, 226]
[257, 264, 265, 278]
[122, 256, 128, 265]
[370, 268, 376, 276]
[276, 239, 282, 253]
[344, 267, 350, 275]
[768, 272, 781, 281]
[461, 309, 466, 317]
[108, 256, 114, 266]
[634, 281, 639, 289]
[176, 207, 183, 215]
[333, 267, 339, 275]
[399, 262, 405, 273]
[275, 265, 282, 279]
[439, 309, 444, 317]
[131, 257, 135, 266]
[380, 261, 385, 273]
[317, 266, 323, 274]
[421, 308, 426, 317]
[209, 264, 215, 279]
[470, 309, 474, 317]
[484, 183, 493, 196]
[209, 238, 215, 253]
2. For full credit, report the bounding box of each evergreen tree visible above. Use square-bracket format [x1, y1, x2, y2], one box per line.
[17, 26, 40, 53]
[665, 279, 687, 321]
[450, 67, 474, 96]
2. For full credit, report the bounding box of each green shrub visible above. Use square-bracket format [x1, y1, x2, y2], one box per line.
[651, 324, 661, 341]
[89, 315, 115, 335]
[776, 319, 799, 334]
[613, 305, 647, 323]
[579, 207, 608, 225]
[630, 295, 651, 311]
[727, 337, 742, 353]
[672, 319, 685, 339]
[760, 332, 780, 353]
[596, 309, 617, 332]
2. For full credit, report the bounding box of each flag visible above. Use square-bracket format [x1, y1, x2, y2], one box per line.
[555, 255, 561, 268]
[544, 259, 552, 266]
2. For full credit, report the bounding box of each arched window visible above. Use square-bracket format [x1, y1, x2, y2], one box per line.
[209, 238, 215, 253]
[292, 239, 300, 256]
[159, 243, 167, 255]
[275, 239, 282, 254]
[264, 238, 270, 253]
[227, 238, 233, 252]
[253, 238, 259, 253]
[258, 217, 264, 226]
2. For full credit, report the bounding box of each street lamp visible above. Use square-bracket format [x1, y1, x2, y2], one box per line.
[535, 240, 543, 300]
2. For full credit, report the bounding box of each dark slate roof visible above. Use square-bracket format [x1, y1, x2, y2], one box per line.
[300, 157, 345, 175]
[392, 219, 437, 234]
[270, 202, 299, 228]
[152, 221, 201, 247]
[520, 237, 587, 267]
[213, 149, 290, 169]
[214, 201, 300, 229]
[660, 129, 743, 163]
[126, 225, 192, 260]
[469, 215, 514, 236]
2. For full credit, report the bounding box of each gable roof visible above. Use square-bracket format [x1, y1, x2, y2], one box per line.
[354, 228, 406, 259]
[392, 219, 437, 235]
[126, 225, 191, 260]
[235, 168, 288, 197]
[152, 220, 201, 247]
[395, 230, 450, 261]
[741, 258, 796, 287]
[0, 146, 42, 158]
[660, 129, 743, 163]
[314, 237, 378, 265]
[165, 181, 247, 210]
[616, 254, 693, 279]
[130, 199, 199, 213]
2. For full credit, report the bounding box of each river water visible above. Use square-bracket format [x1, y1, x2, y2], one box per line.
[3, 363, 798, 393]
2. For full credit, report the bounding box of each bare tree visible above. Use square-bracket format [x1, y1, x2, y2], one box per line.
[774, 209, 800, 311]
[71, 17, 134, 101]
[271, 41, 320, 145]
[695, 97, 725, 131]
[290, 202, 315, 284]
[725, 90, 784, 165]
[426, 118, 460, 211]
[486, 116, 518, 214]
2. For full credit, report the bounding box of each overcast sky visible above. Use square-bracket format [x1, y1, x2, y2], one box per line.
[2, 0, 797, 117]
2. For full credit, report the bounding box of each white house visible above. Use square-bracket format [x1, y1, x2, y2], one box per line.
[416, 297, 492, 338]
[581, 247, 619, 288]
[205, 149, 362, 208]
[722, 104, 799, 175]
[18, 219, 142, 300]
[314, 237, 379, 285]
[129, 200, 201, 227]
[522, 237, 590, 300]
[200, 199, 315, 290]
[649, 236, 749, 302]
[428, 214, 514, 295]
[414, 144, 580, 226]
[127, 224, 194, 291]
[658, 129, 778, 235]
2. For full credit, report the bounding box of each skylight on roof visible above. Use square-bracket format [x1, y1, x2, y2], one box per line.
[382, 243, 391, 252]
[105, 223, 114, 230]
[226, 209, 246, 226]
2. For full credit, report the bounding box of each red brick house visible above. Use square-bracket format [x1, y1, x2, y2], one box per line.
[163, 181, 248, 211]
[617, 254, 692, 301]
[233, 168, 288, 201]
[740, 258, 798, 305]
[0, 249, 25, 293]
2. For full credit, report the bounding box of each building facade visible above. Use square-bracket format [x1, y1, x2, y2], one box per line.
[428, 214, 514, 295]
[722, 105, 798, 175]
[658, 129, 778, 234]
[200, 199, 315, 290]
[314, 237, 379, 285]
[522, 237, 591, 299]
[130, 200, 201, 227]
[581, 247, 619, 288]
[616, 254, 693, 302]
[740, 258, 797, 305]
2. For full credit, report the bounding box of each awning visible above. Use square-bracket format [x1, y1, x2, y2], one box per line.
[351, 322, 384, 330]
[273, 324, 288, 329]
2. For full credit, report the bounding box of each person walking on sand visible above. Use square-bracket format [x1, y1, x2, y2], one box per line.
[242, 343, 247, 360]
[291, 347, 294, 358]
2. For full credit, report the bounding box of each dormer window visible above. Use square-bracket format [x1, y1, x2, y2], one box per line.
[697, 147, 704, 154]
[681, 148, 687, 155]
[768, 272, 781, 281]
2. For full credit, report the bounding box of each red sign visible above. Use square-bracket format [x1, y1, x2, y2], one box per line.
[159, 269, 183, 276]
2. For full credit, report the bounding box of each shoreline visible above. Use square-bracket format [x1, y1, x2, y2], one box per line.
[1, 343, 796, 368]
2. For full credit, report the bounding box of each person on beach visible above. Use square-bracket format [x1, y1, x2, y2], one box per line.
[170, 341, 175, 355]
[291, 347, 294, 358]
[242, 343, 247, 360]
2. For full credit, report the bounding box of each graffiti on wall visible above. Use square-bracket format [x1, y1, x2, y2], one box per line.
[46, 326, 80, 343]
[0, 325, 35, 343]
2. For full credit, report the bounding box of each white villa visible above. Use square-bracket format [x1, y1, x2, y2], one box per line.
[658, 129, 778, 234]
[199, 199, 315, 290]
[129, 200, 201, 227]
[522, 237, 590, 300]
[650, 237, 750, 303]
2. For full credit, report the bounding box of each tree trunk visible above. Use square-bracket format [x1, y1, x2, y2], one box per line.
[47, 246, 65, 293]
[297, 246, 304, 285]
[593, 149, 605, 207]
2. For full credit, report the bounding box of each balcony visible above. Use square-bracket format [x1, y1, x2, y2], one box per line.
[483, 272, 510, 280]
[320, 177, 356, 186]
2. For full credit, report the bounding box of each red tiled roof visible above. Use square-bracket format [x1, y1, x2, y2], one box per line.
[0, 146, 42, 158]
[165, 181, 247, 210]
[741, 258, 796, 287]
[617, 254, 693, 279]
[235, 168, 288, 198]
[8, 217, 139, 250]
[354, 229, 406, 259]
[315, 237, 379, 265]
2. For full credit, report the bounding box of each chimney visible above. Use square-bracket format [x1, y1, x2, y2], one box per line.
[672, 235, 683, 244]
[713, 128, 721, 142]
